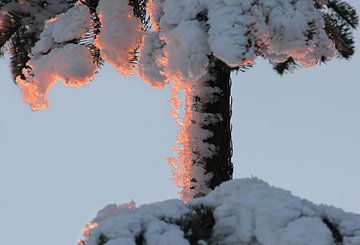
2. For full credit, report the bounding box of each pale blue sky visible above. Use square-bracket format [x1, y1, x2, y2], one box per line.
[1, 2, 360, 244]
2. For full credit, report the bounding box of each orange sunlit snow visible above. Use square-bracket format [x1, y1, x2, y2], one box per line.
[95, 0, 144, 76]
[167, 81, 194, 202]
[78, 201, 136, 244]
[17, 45, 96, 111]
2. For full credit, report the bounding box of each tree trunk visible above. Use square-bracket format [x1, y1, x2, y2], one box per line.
[190, 57, 233, 198]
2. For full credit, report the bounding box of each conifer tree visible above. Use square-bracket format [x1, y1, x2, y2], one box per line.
[0, 0, 358, 201]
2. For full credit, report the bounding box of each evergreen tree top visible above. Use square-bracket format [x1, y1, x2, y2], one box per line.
[0, 0, 358, 110]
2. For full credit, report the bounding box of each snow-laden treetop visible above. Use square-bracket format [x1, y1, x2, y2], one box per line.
[0, 0, 358, 110]
[141, 0, 339, 86]
[79, 178, 360, 245]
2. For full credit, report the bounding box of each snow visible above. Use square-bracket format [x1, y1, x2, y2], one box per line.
[160, 20, 210, 83]
[12, 4, 96, 111]
[138, 32, 168, 88]
[2, 0, 351, 113]
[140, 2, 210, 86]
[17, 44, 96, 111]
[140, 0, 337, 85]
[277, 217, 333, 245]
[1, 0, 353, 110]
[32, 5, 92, 55]
[81, 200, 190, 245]
[95, 0, 144, 76]
[160, 0, 204, 28]
[80, 178, 360, 245]
[205, 1, 259, 67]
[0, 0, 72, 34]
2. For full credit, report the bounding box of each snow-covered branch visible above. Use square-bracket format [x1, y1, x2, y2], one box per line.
[79, 178, 360, 245]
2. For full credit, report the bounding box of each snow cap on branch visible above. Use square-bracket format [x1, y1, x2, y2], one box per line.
[108, 0, 358, 83]
[32, 5, 92, 56]
[95, 0, 144, 76]
[159, 20, 210, 82]
[140, 0, 346, 82]
[139, 0, 210, 86]
[17, 44, 96, 111]
[16, 4, 96, 111]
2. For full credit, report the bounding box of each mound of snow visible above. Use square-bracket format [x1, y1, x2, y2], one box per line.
[79, 178, 360, 245]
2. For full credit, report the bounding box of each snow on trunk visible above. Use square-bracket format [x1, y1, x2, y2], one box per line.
[188, 57, 233, 199]
[79, 178, 360, 245]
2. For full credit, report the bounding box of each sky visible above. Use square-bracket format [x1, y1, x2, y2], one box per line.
[1, 2, 360, 245]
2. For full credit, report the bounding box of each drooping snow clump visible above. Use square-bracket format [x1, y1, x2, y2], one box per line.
[16, 5, 96, 111]
[79, 178, 360, 245]
[17, 44, 96, 111]
[95, 0, 144, 76]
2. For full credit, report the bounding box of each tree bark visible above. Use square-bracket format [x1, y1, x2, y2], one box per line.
[190, 57, 233, 198]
